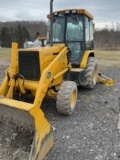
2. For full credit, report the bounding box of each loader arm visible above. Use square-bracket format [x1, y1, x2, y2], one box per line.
[34, 46, 69, 107]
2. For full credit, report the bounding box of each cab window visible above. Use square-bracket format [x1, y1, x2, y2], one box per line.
[66, 16, 83, 41]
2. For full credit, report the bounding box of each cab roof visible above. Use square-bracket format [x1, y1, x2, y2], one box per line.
[47, 9, 94, 20]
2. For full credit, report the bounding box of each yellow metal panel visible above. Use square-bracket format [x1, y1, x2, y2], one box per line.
[34, 47, 68, 107]
[77, 9, 94, 19]
[0, 98, 33, 111]
[53, 68, 68, 80]
[29, 105, 54, 160]
[80, 50, 94, 68]
[39, 45, 68, 88]
[11, 42, 18, 67]
[40, 44, 65, 72]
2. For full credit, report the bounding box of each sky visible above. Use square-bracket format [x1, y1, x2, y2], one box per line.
[0, 0, 120, 28]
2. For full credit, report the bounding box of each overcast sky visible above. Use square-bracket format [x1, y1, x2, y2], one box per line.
[0, 0, 120, 28]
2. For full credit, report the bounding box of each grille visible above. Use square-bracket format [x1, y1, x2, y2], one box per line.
[18, 51, 40, 81]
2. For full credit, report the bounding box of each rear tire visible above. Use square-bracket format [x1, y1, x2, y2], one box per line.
[56, 81, 78, 115]
[81, 57, 98, 89]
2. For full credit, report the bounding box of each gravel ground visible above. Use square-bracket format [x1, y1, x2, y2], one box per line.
[0, 60, 120, 160]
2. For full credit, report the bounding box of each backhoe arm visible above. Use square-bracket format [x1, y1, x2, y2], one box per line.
[98, 72, 114, 86]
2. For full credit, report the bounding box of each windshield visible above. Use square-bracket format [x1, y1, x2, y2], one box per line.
[46, 15, 83, 44]
[66, 16, 83, 41]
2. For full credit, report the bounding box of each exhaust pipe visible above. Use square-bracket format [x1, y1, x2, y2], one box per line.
[50, 0, 53, 46]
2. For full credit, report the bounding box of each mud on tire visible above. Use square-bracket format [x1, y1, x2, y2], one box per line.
[56, 81, 78, 115]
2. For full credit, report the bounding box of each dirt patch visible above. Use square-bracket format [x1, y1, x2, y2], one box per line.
[0, 117, 34, 160]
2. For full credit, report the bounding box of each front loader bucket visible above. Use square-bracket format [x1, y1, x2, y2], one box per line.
[0, 97, 54, 160]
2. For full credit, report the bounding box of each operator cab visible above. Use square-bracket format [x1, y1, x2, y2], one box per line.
[47, 9, 94, 67]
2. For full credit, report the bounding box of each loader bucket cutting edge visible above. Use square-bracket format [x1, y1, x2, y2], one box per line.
[0, 98, 54, 160]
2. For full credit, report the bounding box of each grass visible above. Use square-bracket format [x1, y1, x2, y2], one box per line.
[95, 50, 120, 67]
[0, 48, 11, 59]
[0, 48, 120, 67]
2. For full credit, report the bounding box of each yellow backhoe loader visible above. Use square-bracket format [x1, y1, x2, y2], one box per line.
[0, 0, 114, 159]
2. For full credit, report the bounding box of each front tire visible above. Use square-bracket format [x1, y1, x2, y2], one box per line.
[56, 81, 78, 115]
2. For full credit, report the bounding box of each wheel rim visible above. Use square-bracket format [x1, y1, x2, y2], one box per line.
[93, 65, 98, 85]
[70, 90, 77, 109]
